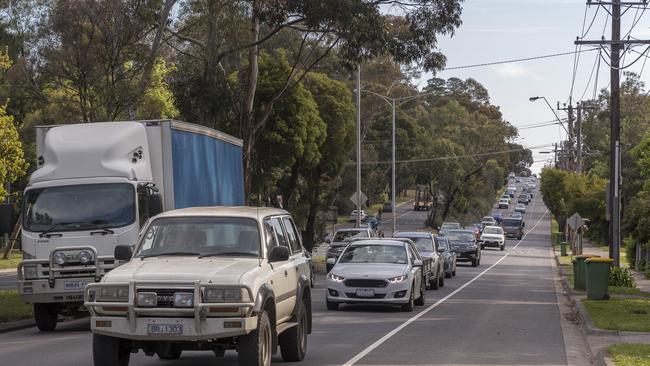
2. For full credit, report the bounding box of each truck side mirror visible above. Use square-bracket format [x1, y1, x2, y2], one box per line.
[269, 246, 290, 262]
[114, 245, 133, 261]
[0, 204, 13, 235]
[148, 193, 163, 217]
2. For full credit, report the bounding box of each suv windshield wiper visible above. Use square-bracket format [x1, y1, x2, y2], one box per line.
[199, 252, 259, 258]
[139, 251, 202, 259]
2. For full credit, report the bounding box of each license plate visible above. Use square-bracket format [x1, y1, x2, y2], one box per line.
[356, 289, 375, 298]
[64, 281, 88, 291]
[148, 324, 183, 335]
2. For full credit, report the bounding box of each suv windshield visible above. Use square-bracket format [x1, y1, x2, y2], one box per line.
[135, 217, 261, 258]
[339, 245, 407, 264]
[23, 183, 135, 232]
[333, 230, 368, 242]
[446, 231, 475, 242]
[502, 219, 522, 227]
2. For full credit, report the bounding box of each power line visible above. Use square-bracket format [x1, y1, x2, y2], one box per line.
[442, 48, 600, 71]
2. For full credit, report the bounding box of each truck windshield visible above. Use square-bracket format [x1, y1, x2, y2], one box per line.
[23, 183, 135, 232]
[135, 217, 261, 258]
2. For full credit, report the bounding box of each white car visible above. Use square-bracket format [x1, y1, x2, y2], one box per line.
[498, 198, 510, 209]
[349, 209, 367, 222]
[480, 226, 506, 251]
[481, 216, 497, 227]
[84, 207, 312, 366]
[325, 240, 426, 312]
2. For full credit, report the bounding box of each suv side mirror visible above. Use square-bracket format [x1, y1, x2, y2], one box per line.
[0, 203, 14, 235]
[269, 246, 290, 262]
[148, 193, 163, 217]
[114, 245, 133, 261]
[437, 247, 445, 253]
[413, 259, 423, 267]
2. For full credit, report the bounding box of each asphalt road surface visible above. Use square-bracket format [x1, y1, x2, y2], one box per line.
[0, 183, 575, 365]
[0, 271, 17, 290]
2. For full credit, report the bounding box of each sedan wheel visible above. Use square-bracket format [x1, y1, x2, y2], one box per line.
[402, 286, 415, 312]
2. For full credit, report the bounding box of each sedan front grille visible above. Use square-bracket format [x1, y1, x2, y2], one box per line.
[344, 279, 388, 288]
[345, 292, 386, 299]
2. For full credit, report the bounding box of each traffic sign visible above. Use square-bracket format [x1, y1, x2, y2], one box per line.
[350, 191, 368, 207]
[567, 212, 584, 231]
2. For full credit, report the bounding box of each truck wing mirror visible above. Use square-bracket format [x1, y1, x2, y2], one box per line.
[269, 246, 290, 262]
[148, 193, 163, 217]
[114, 245, 133, 261]
[0, 203, 13, 235]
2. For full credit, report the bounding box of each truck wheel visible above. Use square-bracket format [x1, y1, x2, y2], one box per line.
[402, 286, 415, 312]
[439, 274, 445, 288]
[471, 259, 478, 267]
[414, 282, 425, 306]
[93, 333, 130, 366]
[238, 310, 272, 366]
[445, 271, 452, 279]
[279, 300, 308, 361]
[430, 275, 439, 290]
[326, 299, 339, 311]
[500, 244, 505, 251]
[34, 303, 58, 331]
[156, 343, 182, 360]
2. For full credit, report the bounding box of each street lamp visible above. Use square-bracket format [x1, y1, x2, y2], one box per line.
[360, 89, 438, 235]
[529, 96, 572, 142]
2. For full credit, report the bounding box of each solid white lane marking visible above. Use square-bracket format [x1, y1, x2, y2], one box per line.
[343, 197, 549, 366]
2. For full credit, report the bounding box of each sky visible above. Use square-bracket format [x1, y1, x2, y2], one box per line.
[414, 0, 650, 174]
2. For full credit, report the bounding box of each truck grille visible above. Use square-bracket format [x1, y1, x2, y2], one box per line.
[344, 279, 387, 288]
[138, 289, 194, 308]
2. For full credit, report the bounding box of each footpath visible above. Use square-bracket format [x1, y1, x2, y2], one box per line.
[554, 235, 650, 366]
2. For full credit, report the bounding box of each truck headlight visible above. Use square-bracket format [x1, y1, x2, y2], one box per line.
[95, 286, 129, 302]
[203, 287, 250, 303]
[23, 264, 38, 280]
[174, 292, 193, 307]
[137, 292, 157, 307]
[79, 250, 94, 265]
[387, 275, 408, 283]
[53, 252, 67, 266]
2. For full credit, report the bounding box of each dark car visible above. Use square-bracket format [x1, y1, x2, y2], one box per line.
[518, 194, 530, 205]
[435, 236, 457, 277]
[446, 229, 481, 267]
[502, 217, 525, 240]
[326, 227, 374, 272]
[491, 211, 503, 224]
[382, 202, 393, 213]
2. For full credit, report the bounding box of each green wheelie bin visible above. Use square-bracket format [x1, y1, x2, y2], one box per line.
[585, 257, 614, 300]
[574, 255, 600, 291]
[560, 241, 568, 256]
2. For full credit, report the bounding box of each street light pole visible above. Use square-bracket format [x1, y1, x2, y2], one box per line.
[392, 99, 396, 235]
[356, 65, 362, 228]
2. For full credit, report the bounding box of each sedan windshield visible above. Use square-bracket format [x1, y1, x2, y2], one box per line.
[135, 217, 261, 258]
[23, 183, 135, 232]
[446, 231, 475, 242]
[333, 230, 368, 242]
[483, 227, 503, 235]
[339, 245, 407, 264]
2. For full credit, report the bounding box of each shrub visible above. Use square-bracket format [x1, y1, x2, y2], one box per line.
[610, 266, 636, 288]
[645, 269, 650, 280]
[625, 237, 637, 269]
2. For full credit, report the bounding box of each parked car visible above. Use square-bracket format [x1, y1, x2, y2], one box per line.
[382, 202, 393, 213]
[446, 229, 482, 267]
[491, 211, 504, 224]
[393, 232, 445, 289]
[325, 239, 427, 312]
[326, 227, 375, 272]
[439, 222, 461, 236]
[480, 226, 506, 251]
[502, 217, 525, 240]
[435, 236, 457, 278]
[84, 207, 312, 366]
[349, 209, 367, 222]
[498, 198, 510, 209]
[515, 203, 526, 214]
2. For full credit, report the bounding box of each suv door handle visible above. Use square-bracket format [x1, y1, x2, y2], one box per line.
[284, 270, 288, 277]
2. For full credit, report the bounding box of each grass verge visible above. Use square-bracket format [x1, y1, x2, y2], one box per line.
[0, 250, 22, 270]
[583, 298, 650, 332]
[608, 344, 650, 366]
[0, 290, 32, 323]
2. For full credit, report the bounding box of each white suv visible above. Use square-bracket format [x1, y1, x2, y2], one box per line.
[84, 207, 312, 366]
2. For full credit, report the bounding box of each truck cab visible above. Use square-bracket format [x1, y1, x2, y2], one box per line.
[18, 121, 244, 331]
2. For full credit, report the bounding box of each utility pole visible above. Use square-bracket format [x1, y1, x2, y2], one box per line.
[576, 102, 583, 174]
[356, 64, 362, 228]
[574, 0, 649, 266]
[558, 101, 576, 172]
[391, 99, 396, 236]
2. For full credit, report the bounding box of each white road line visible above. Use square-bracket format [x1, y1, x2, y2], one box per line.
[343, 196, 549, 366]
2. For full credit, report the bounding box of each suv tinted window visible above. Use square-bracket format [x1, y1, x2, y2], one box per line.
[268, 218, 289, 249]
[282, 217, 302, 253]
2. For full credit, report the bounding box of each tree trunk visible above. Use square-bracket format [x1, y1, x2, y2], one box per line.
[301, 170, 322, 252]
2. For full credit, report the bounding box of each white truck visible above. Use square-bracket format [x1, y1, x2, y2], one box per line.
[16, 120, 244, 331]
[84, 206, 312, 366]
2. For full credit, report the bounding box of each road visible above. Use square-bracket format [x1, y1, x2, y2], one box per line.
[0, 270, 17, 290]
[0, 183, 579, 365]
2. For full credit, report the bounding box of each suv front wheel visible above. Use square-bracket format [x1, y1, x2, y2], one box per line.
[92, 333, 131, 366]
[238, 310, 273, 366]
[279, 300, 308, 361]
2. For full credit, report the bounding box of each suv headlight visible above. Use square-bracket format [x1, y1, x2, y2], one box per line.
[53, 252, 67, 266]
[79, 250, 94, 265]
[174, 292, 193, 307]
[203, 287, 250, 303]
[328, 273, 345, 282]
[387, 275, 408, 283]
[23, 264, 38, 280]
[94, 285, 129, 302]
[137, 292, 157, 307]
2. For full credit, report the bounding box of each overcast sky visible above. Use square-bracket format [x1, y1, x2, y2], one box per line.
[414, 0, 650, 174]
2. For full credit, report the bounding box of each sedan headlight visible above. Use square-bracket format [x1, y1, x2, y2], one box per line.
[23, 264, 38, 280]
[387, 275, 408, 283]
[95, 285, 129, 302]
[328, 273, 345, 282]
[174, 292, 194, 307]
[203, 287, 250, 303]
[53, 251, 67, 266]
[78, 250, 94, 265]
[137, 292, 157, 307]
